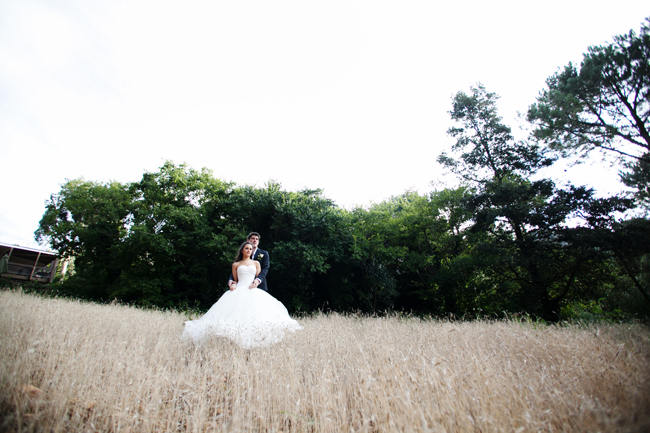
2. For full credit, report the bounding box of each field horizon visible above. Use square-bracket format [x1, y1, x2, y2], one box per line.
[1, 289, 649, 433]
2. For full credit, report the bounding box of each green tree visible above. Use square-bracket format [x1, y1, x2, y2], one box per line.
[35, 179, 133, 299]
[439, 85, 622, 320]
[349, 193, 434, 312]
[441, 84, 555, 183]
[35, 163, 241, 307]
[528, 19, 650, 204]
[221, 183, 357, 312]
[347, 189, 482, 316]
[589, 215, 650, 310]
[122, 162, 235, 307]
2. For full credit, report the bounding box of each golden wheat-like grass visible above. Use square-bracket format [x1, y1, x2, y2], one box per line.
[1, 289, 649, 433]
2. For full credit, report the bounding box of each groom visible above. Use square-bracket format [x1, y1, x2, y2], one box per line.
[229, 232, 270, 291]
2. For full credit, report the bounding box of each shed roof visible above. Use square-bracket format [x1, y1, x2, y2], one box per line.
[1, 242, 56, 255]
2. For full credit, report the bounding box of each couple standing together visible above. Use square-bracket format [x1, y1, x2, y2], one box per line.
[182, 232, 301, 348]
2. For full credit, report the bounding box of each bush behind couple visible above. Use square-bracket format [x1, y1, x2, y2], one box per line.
[228, 232, 270, 292]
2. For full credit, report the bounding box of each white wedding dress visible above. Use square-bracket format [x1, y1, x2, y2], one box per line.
[182, 264, 301, 348]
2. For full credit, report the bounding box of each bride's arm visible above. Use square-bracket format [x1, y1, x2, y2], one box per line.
[230, 263, 238, 291]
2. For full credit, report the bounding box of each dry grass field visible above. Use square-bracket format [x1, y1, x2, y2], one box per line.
[1, 289, 649, 433]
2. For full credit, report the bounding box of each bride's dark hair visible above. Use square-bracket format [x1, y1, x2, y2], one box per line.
[234, 241, 253, 263]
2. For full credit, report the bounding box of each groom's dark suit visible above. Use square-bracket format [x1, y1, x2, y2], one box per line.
[251, 248, 270, 291]
[230, 248, 270, 291]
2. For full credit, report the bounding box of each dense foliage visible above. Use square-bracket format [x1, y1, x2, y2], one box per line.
[528, 19, 650, 205]
[35, 21, 650, 320]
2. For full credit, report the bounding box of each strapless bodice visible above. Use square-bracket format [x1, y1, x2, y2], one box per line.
[236, 264, 257, 286]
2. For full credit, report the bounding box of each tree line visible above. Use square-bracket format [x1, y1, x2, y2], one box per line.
[35, 20, 650, 320]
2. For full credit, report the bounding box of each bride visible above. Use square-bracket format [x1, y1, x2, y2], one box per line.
[182, 241, 301, 348]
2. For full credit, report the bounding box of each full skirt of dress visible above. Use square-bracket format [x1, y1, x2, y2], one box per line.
[182, 264, 301, 349]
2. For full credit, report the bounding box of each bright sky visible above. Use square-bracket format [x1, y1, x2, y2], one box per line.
[1, 0, 647, 249]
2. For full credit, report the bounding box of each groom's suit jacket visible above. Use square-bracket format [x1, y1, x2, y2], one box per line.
[229, 248, 270, 291]
[251, 248, 270, 291]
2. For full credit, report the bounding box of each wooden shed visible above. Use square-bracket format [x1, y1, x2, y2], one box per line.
[0, 242, 59, 283]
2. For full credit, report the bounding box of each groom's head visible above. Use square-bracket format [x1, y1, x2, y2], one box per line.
[247, 232, 261, 248]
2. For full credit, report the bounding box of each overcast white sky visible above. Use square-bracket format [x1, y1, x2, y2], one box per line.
[1, 0, 647, 249]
